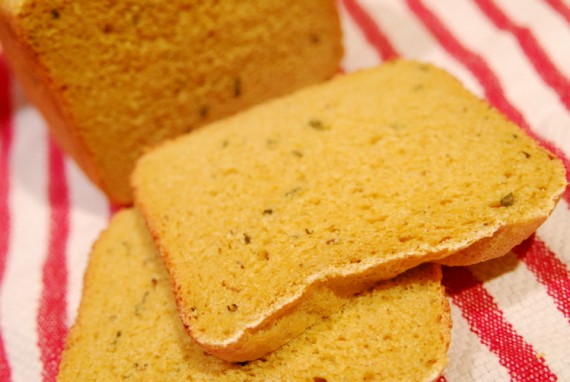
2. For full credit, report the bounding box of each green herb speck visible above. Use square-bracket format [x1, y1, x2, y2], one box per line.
[233, 78, 241, 97]
[500, 193, 515, 207]
[285, 187, 302, 198]
[308, 119, 330, 131]
[135, 291, 149, 316]
[199, 105, 209, 118]
[112, 330, 122, 345]
[227, 304, 238, 312]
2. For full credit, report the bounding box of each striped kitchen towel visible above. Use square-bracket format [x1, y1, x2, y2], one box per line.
[0, 0, 569, 381]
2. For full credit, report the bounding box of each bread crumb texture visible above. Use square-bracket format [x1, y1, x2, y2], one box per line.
[58, 209, 451, 382]
[132, 60, 566, 359]
[0, 0, 342, 204]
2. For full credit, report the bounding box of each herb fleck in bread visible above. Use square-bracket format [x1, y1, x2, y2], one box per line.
[0, 0, 342, 204]
[132, 60, 566, 361]
[58, 209, 451, 382]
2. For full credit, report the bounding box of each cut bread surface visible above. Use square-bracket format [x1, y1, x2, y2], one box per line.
[58, 209, 451, 382]
[0, 0, 342, 204]
[133, 60, 566, 361]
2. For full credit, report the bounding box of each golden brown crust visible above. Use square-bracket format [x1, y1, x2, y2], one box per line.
[436, 215, 548, 266]
[0, 8, 106, 191]
[430, 264, 453, 382]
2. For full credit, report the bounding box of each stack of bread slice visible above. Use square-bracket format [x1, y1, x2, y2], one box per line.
[56, 60, 565, 381]
[6, 0, 563, 378]
[58, 209, 451, 381]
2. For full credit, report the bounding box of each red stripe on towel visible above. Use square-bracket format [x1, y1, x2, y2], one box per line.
[514, 236, 570, 323]
[341, 0, 399, 61]
[474, 0, 570, 112]
[407, 0, 570, 207]
[544, 0, 570, 24]
[37, 139, 70, 382]
[0, 56, 14, 382]
[443, 267, 558, 381]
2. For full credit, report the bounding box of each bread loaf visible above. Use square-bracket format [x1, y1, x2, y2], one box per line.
[0, 0, 342, 204]
[58, 209, 451, 382]
[132, 60, 566, 361]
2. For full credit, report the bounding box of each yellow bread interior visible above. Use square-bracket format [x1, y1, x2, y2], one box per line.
[133, 60, 566, 361]
[0, 0, 343, 204]
[58, 209, 451, 382]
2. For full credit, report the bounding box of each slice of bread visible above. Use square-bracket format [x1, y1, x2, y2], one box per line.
[58, 209, 451, 382]
[132, 60, 566, 361]
[0, 0, 342, 205]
